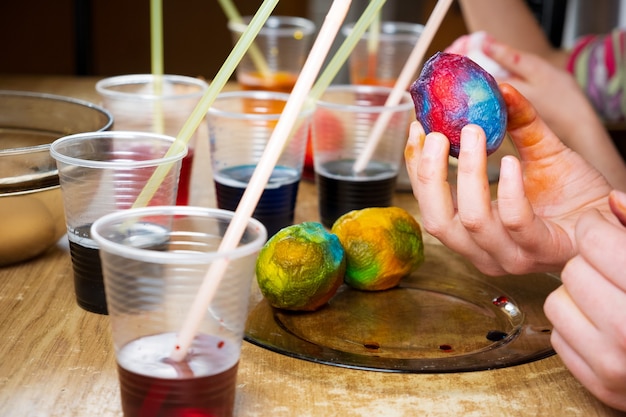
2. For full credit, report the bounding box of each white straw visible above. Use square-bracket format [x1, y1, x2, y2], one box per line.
[169, 0, 353, 362]
[352, 0, 453, 173]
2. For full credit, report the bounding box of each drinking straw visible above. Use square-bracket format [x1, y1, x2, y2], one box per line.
[366, 3, 381, 81]
[169, 0, 353, 362]
[150, 0, 165, 134]
[150, 0, 164, 77]
[130, 0, 279, 209]
[352, 0, 454, 174]
[217, 0, 271, 77]
[309, 0, 387, 101]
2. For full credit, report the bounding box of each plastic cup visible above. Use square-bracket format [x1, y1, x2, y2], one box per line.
[96, 74, 208, 205]
[312, 85, 413, 228]
[228, 15, 316, 93]
[91, 206, 266, 417]
[342, 21, 423, 191]
[50, 131, 187, 314]
[207, 90, 312, 237]
[342, 21, 424, 87]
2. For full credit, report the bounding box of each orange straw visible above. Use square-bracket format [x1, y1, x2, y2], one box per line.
[169, 0, 354, 362]
[352, 0, 453, 173]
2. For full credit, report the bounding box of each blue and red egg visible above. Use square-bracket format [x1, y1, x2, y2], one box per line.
[410, 52, 507, 158]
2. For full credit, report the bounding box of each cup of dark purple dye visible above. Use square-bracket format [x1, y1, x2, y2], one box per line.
[311, 85, 413, 228]
[50, 131, 186, 314]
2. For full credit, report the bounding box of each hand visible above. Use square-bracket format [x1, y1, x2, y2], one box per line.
[405, 83, 613, 275]
[480, 36, 596, 142]
[543, 190, 626, 412]
[481, 37, 626, 191]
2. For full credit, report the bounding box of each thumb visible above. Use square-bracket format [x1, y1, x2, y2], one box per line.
[500, 83, 569, 161]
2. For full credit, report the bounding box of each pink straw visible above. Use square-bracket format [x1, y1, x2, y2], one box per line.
[352, 0, 454, 173]
[169, 0, 354, 362]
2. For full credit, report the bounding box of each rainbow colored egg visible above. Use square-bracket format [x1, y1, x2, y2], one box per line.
[410, 52, 507, 158]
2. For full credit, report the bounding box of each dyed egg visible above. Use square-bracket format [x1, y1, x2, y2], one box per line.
[410, 52, 507, 158]
[331, 207, 424, 291]
[256, 222, 346, 311]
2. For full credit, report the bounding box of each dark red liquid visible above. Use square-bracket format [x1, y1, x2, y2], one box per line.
[117, 333, 239, 417]
[118, 363, 238, 417]
[492, 296, 509, 307]
[315, 159, 397, 228]
[176, 149, 194, 206]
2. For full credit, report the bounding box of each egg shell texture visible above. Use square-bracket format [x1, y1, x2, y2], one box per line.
[410, 52, 507, 158]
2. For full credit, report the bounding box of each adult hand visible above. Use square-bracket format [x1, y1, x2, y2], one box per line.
[405, 83, 613, 275]
[543, 190, 626, 412]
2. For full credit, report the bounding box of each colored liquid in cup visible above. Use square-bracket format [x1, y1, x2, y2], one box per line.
[117, 332, 239, 417]
[68, 223, 170, 315]
[176, 149, 195, 206]
[214, 165, 300, 237]
[68, 225, 107, 314]
[238, 71, 297, 93]
[316, 159, 397, 228]
[351, 55, 397, 88]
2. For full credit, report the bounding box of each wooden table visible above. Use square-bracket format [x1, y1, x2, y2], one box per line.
[0, 75, 623, 416]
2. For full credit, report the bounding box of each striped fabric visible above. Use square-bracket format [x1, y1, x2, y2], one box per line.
[567, 29, 626, 122]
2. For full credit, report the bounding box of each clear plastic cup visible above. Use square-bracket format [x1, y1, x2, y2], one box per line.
[342, 21, 424, 87]
[91, 206, 266, 417]
[96, 74, 208, 205]
[312, 85, 413, 228]
[228, 15, 316, 93]
[207, 90, 312, 237]
[50, 131, 186, 314]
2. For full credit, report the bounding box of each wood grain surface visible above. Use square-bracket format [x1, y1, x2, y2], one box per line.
[0, 75, 623, 416]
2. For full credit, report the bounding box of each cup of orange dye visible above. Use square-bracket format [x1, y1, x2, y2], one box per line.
[342, 21, 423, 87]
[229, 16, 315, 179]
[228, 15, 316, 93]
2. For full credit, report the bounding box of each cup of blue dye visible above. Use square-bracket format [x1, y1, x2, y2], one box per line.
[206, 90, 312, 238]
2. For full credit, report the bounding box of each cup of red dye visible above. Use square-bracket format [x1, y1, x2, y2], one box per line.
[92, 206, 266, 417]
[96, 74, 208, 205]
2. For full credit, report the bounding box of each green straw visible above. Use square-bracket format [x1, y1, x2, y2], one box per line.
[217, 0, 271, 77]
[150, 0, 164, 77]
[131, 0, 279, 209]
[366, 2, 381, 80]
[150, 0, 165, 134]
[367, 4, 381, 55]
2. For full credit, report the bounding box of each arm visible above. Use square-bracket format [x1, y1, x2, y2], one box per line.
[544, 190, 626, 412]
[405, 83, 614, 276]
[456, 0, 569, 68]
